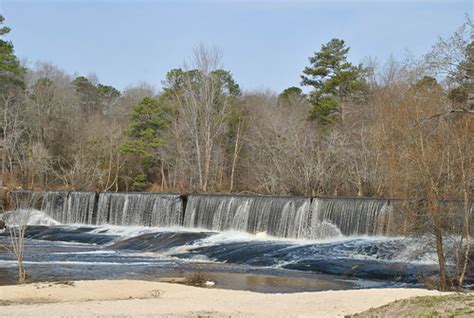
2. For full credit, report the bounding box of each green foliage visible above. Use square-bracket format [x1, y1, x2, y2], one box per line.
[98, 84, 120, 99]
[164, 68, 241, 98]
[163, 68, 242, 135]
[278, 86, 305, 106]
[73, 76, 101, 114]
[301, 38, 366, 124]
[73, 76, 120, 115]
[310, 96, 338, 124]
[279, 86, 303, 99]
[163, 69, 199, 92]
[120, 97, 171, 167]
[163, 66, 243, 189]
[131, 172, 147, 191]
[0, 15, 25, 94]
[210, 69, 241, 97]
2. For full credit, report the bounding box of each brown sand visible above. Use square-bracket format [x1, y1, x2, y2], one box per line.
[0, 279, 447, 317]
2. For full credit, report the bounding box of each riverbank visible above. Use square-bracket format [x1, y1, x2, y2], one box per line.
[351, 293, 474, 317]
[0, 279, 448, 317]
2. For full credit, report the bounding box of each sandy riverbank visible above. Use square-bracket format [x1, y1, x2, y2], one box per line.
[0, 279, 448, 317]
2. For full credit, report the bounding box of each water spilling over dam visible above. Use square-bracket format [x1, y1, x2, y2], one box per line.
[96, 192, 183, 227]
[10, 190, 183, 228]
[2, 190, 473, 291]
[7, 190, 403, 239]
[42, 191, 96, 224]
[183, 195, 398, 238]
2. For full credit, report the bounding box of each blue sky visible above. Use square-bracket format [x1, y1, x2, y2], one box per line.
[1, 0, 471, 92]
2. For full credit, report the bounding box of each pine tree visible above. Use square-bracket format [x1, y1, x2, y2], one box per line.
[301, 38, 365, 124]
[0, 15, 25, 94]
[120, 97, 172, 189]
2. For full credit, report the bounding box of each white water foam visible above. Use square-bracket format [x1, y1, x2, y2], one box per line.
[1, 209, 60, 226]
[76, 224, 212, 238]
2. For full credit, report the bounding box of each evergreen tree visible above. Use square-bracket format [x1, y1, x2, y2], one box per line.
[278, 86, 306, 107]
[73, 76, 101, 115]
[0, 15, 25, 187]
[73, 76, 120, 115]
[120, 97, 172, 189]
[301, 38, 365, 124]
[0, 15, 25, 94]
[98, 84, 120, 99]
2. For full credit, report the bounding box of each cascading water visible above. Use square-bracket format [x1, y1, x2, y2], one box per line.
[42, 191, 96, 224]
[8, 189, 43, 209]
[9, 190, 469, 238]
[182, 195, 393, 239]
[7, 191, 398, 238]
[183, 195, 311, 238]
[3, 190, 473, 290]
[311, 197, 393, 236]
[95, 192, 183, 227]
[8, 190, 183, 228]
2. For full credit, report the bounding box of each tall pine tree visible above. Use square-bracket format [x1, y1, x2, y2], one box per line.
[0, 15, 25, 94]
[301, 38, 365, 124]
[120, 97, 172, 190]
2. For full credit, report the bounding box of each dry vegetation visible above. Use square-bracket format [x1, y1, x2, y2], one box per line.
[349, 293, 474, 318]
[1, 30, 471, 199]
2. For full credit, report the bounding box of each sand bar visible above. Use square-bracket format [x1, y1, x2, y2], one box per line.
[0, 279, 448, 317]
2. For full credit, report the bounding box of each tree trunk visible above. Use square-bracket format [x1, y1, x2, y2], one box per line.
[357, 175, 363, 197]
[18, 261, 27, 284]
[194, 135, 203, 191]
[458, 189, 471, 287]
[202, 140, 212, 193]
[229, 120, 242, 193]
[160, 163, 168, 190]
[1, 99, 7, 188]
[432, 203, 448, 290]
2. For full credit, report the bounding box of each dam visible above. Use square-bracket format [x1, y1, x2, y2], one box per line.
[1, 190, 472, 291]
[8, 190, 405, 239]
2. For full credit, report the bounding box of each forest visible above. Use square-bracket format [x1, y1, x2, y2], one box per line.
[0, 15, 471, 199]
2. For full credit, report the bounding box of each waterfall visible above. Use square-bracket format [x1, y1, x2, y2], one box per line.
[311, 197, 391, 236]
[96, 192, 183, 227]
[8, 191, 184, 227]
[183, 195, 394, 239]
[13, 190, 470, 238]
[41, 191, 96, 224]
[183, 195, 342, 239]
[183, 195, 309, 237]
[8, 189, 43, 210]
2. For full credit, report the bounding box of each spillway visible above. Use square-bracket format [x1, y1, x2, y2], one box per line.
[4, 190, 443, 238]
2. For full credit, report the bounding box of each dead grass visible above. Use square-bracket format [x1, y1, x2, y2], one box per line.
[183, 272, 210, 287]
[0, 298, 55, 306]
[349, 293, 474, 318]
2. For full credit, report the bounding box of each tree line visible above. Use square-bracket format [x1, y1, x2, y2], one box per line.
[0, 15, 472, 289]
[2, 17, 471, 197]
